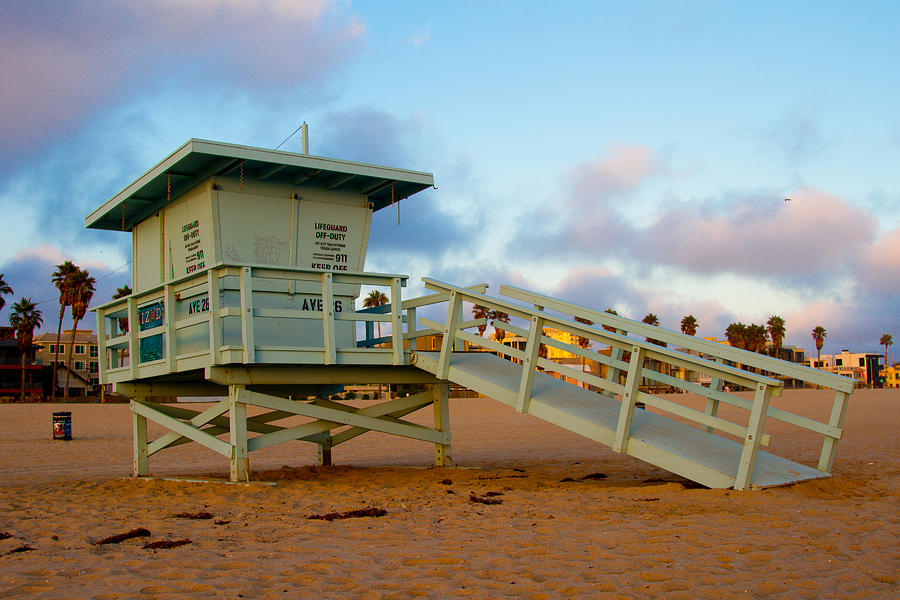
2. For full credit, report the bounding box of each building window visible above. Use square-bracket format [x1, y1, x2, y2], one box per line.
[90, 346, 98, 358]
[835, 358, 843, 366]
[74, 361, 85, 371]
[89, 361, 99, 373]
[859, 358, 865, 367]
[75, 345, 85, 354]
[49, 344, 56, 354]
[57, 344, 64, 354]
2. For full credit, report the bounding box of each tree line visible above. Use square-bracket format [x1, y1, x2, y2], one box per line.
[0, 261, 96, 402]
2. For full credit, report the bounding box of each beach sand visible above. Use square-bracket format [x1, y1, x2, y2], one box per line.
[0, 389, 897, 598]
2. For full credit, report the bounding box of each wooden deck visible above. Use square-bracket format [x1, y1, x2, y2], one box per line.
[412, 351, 828, 489]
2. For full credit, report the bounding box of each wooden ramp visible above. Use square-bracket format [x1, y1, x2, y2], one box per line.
[412, 351, 827, 490]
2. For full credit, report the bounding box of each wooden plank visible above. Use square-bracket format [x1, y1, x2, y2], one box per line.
[132, 400, 231, 457]
[516, 315, 544, 413]
[817, 390, 851, 472]
[242, 390, 442, 444]
[246, 393, 436, 451]
[148, 400, 231, 455]
[239, 266, 255, 364]
[436, 291, 461, 380]
[321, 272, 337, 365]
[614, 347, 644, 453]
[433, 383, 452, 466]
[229, 386, 249, 482]
[164, 284, 177, 372]
[127, 297, 139, 379]
[391, 277, 404, 365]
[132, 401, 149, 476]
[734, 383, 774, 490]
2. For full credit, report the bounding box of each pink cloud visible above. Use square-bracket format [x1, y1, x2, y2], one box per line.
[638, 188, 877, 279]
[858, 225, 900, 294]
[0, 1, 364, 163]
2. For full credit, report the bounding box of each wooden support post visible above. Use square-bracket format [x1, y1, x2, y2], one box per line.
[817, 390, 850, 472]
[516, 315, 544, 413]
[704, 357, 726, 432]
[127, 297, 139, 379]
[437, 291, 461, 380]
[229, 385, 249, 482]
[96, 307, 109, 380]
[321, 272, 336, 364]
[407, 306, 417, 351]
[614, 346, 644, 453]
[317, 435, 333, 466]
[432, 383, 453, 466]
[164, 283, 177, 372]
[132, 399, 149, 477]
[734, 383, 773, 490]
[208, 268, 221, 365]
[239, 267, 256, 364]
[391, 277, 404, 364]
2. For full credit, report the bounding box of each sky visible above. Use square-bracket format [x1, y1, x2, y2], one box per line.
[0, 0, 898, 358]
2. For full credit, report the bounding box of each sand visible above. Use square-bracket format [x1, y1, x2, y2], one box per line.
[0, 389, 897, 599]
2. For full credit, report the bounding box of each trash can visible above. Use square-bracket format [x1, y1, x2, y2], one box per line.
[52, 411, 72, 440]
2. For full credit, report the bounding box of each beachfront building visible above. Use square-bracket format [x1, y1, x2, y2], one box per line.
[880, 363, 900, 389]
[809, 350, 884, 388]
[0, 326, 44, 399]
[34, 329, 100, 394]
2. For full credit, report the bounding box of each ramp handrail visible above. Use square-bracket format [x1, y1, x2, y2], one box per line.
[418, 277, 852, 488]
[497, 284, 853, 473]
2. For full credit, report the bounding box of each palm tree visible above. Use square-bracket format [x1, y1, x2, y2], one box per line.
[811, 326, 827, 366]
[880, 333, 893, 373]
[490, 310, 510, 343]
[50, 260, 78, 401]
[9, 298, 43, 402]
[64, 268, 96, 401]
[725, 322, 747, 350]
[472, 304, 491, 338]
[766, 315, 786, 359]
[746, 324, 769, 354]
[680, 315, 698, 336]
[642, 313, 665, 346]
[0, 273, 12, 311]
[362, 289, 389, 338]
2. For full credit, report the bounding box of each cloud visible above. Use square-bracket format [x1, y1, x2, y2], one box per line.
[313, 107, 478, 261]
[636, 187, 877, 283]
[510, 143, 659, 259]
[0, 0, 364, 168]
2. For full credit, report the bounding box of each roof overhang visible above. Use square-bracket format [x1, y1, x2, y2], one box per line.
[85, 139, 435, 231]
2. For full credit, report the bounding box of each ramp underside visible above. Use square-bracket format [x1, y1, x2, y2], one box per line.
[412, 351, 826, 489]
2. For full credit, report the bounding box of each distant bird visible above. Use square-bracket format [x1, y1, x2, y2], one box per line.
[784, 198, 792, 202]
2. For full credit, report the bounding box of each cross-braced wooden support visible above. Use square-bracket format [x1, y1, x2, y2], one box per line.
[128, 382, 453, 481]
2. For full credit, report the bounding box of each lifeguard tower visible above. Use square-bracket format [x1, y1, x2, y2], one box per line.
[89, 138, 855, 490]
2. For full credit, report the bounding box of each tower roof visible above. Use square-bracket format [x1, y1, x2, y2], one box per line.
[85, 138, 435, 231]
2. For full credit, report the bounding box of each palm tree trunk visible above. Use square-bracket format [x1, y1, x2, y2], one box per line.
[51, 305, 64, 402]
[65, 320, 79, 402]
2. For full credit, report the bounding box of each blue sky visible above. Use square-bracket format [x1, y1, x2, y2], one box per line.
[1, 1, 898, 358]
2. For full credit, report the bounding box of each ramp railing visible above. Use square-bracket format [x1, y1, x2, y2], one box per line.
[498, 285, 853, 474]
[415, 278, 853, 489]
